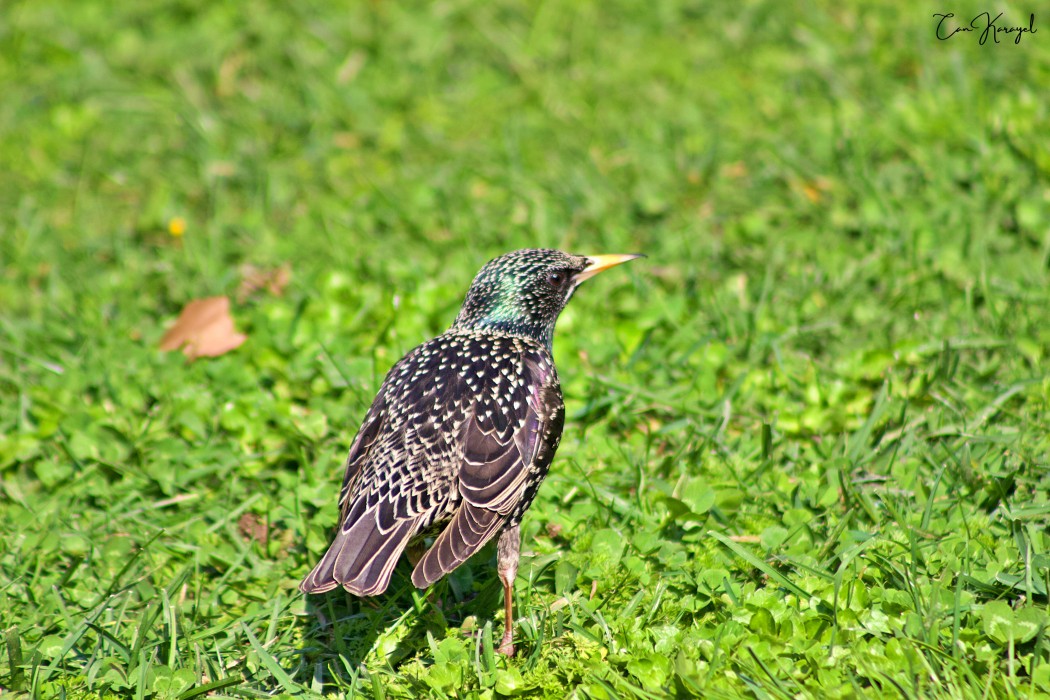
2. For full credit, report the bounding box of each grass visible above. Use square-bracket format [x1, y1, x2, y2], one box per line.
[2, 0, 1050, 697]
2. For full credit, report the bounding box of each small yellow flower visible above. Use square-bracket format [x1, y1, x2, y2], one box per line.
[168, 217, 186, 237]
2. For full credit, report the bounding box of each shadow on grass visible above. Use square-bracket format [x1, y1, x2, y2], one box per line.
[294, 550, 507, 689]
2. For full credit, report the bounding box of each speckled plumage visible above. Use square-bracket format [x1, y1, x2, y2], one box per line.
[300, 248, 641, 654]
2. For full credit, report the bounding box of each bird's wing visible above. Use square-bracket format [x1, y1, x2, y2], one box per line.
[336, 394, 387, 515]
[300, 337, 474, 596]
[298, 389, 422, 596]
[296, 344, 447, 596]
[301, 335, 563, 596]
[411, 346, 563, 588]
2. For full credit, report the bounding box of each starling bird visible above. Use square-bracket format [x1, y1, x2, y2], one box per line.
[300, 248, 641, 655]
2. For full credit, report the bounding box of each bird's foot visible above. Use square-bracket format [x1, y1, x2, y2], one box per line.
[497, 631, 515, 657]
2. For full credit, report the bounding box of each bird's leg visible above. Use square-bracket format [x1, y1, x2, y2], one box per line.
[496, 524, 520, 656]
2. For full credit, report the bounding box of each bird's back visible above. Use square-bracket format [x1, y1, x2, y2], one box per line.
[300, 329, 564, 596]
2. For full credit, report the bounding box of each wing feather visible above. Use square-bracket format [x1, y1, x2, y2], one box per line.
[302, 333, 563, 597]
[411, 348, 562, 587]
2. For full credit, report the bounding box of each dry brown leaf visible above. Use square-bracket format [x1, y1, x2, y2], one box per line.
[722, 161, 748, 179]
[237, 264, 291, 303]
[237, 512, 269, 546]
[801, 177, 832, 203]
[332, 131, 361, 149]
[159, 296, 246, 360]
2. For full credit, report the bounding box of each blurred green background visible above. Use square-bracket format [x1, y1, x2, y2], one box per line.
[3, 0, 1050, 698]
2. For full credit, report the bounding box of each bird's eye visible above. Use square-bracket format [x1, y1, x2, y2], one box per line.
[546, 270, 566, 287]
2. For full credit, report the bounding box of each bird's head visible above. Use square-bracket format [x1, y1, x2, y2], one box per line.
[451, 248, 643, 347]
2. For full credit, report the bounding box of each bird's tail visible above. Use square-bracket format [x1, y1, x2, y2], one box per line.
[300, 498, 420, 596]
[411, 502, 505, 588]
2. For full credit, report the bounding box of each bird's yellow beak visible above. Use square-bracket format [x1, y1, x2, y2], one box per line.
[574, 253, 645, 283]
